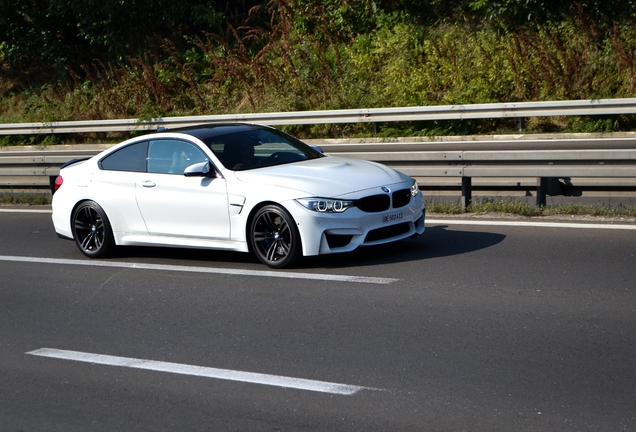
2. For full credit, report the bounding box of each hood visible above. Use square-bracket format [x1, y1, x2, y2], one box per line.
[233, 156, 410, 197]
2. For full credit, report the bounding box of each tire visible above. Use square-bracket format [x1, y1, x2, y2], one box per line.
[72, 201, 115, 258]
[249, 205, 301, 269]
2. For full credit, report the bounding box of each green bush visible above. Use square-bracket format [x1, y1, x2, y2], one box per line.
[3, 2, 636, 140]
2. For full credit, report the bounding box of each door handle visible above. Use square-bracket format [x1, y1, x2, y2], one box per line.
[141, 181, 156, 188]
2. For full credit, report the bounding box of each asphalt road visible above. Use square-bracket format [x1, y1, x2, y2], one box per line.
[1, 209, 635, 431]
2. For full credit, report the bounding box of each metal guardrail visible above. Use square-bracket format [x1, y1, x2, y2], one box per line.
[1, 99, 635, 206]
[2, 98, 636, 135]
[1, 137, 635, 206]
[0, 148, 101, 191]
[315, 138, 636, 206]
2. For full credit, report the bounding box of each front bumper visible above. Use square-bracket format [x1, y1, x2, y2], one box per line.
[290, 194, 426, 256]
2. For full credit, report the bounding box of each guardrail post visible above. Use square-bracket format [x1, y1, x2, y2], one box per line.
[49, 176, 57, 194]
[536, 177, 548, 206]
[518, 117, 526, 132]
[461, 177, 472, 209]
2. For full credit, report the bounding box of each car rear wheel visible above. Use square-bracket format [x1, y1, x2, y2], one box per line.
[250, 205, 301, 269]
[72, 201, 115, 258]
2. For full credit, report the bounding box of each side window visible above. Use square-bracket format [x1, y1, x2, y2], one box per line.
[147, 139, 208, 175]
[100, 142, 148, 172]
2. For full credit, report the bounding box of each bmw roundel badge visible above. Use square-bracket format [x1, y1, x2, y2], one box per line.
[381, 186, 391, 193]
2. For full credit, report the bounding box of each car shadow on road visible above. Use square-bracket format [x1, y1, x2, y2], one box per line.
[304, 225, 506, 269]
[109, 225, 505, 270]
[113, 244, 259, 266]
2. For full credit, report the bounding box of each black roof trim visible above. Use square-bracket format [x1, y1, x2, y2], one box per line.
[166, 123, 272, 140]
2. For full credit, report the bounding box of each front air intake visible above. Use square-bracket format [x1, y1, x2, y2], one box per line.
[364, 222, 410, 242]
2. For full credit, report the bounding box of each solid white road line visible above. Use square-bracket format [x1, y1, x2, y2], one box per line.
[26, 348, 374, 395]
[0, 255, 399, 284]
[0, 208, 51, 213]
[427, 218, 636, 230]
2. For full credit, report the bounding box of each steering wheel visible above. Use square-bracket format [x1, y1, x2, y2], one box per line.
[265, 152, 284, 163]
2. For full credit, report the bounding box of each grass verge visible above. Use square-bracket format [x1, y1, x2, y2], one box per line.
[426, 199, 636, 218]
[0, 192, 52, 205]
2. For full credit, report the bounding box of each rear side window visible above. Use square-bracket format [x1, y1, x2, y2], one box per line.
[100, 142, 148, 172]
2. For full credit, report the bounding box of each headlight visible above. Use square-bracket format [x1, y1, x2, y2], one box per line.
[296, 198, 355, 213]
[410, 179, 420, 197]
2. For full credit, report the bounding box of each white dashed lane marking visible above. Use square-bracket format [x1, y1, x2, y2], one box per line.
[0, 255, 399, 284]
[27, 348, 377, 395]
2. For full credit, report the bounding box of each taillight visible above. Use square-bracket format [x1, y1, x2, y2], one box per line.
[54, 175, 63, 192]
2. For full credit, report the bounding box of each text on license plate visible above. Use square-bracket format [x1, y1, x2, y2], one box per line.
[382, 212, 403, 223]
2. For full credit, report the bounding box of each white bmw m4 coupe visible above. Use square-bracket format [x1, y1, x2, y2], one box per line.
[52, 123, 425, 268]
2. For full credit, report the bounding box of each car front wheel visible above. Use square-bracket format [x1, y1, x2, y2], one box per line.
[72, 201, 115, 258]
[250, 205, 301, 269]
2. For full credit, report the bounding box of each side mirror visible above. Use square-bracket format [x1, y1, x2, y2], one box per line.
[184, 161, 212, 177]
[311, 145, 324, 154]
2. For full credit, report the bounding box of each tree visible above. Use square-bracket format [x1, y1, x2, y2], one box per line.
[0, 0, 262, 87]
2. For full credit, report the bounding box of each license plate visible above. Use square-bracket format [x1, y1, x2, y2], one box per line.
[382, 212, 403, 223]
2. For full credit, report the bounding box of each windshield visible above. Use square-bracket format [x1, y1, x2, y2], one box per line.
[203, 129, 323, 171]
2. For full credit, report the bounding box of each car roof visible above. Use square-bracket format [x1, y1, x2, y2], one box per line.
[168, 123, 272, 141]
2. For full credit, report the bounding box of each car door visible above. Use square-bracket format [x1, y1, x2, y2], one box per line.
[96, 141, 149, 235]
[135, 139, 231, 240]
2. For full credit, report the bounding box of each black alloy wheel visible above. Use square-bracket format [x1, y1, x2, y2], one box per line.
[72, 201, 115, 258]
[250, 205, 301, 268]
